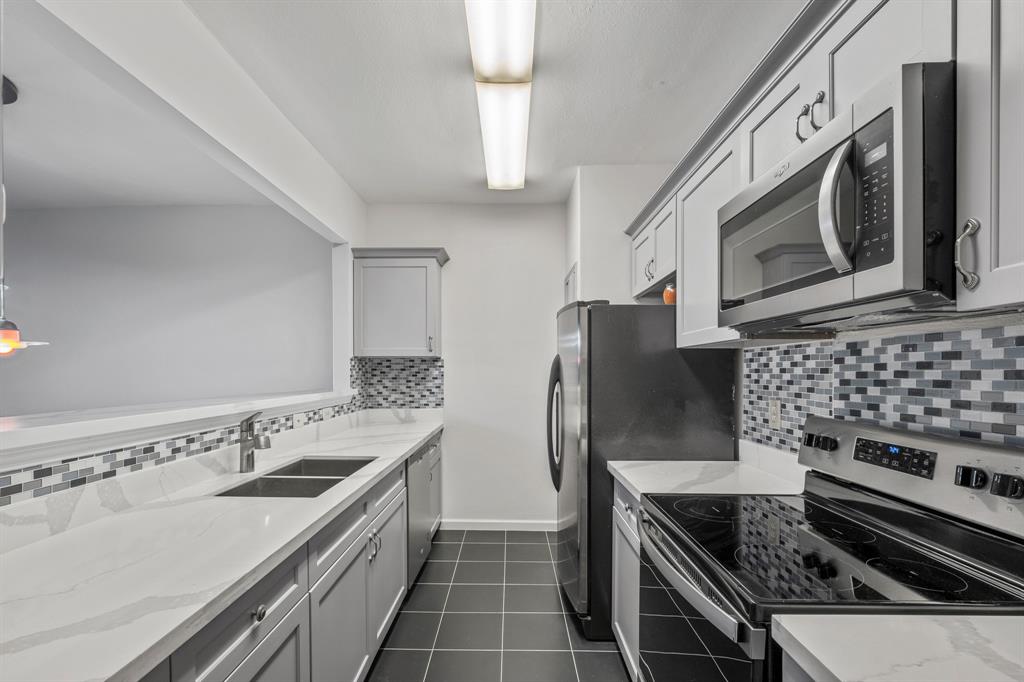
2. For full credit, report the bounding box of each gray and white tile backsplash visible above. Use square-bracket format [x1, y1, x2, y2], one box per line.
[743, 320, 1024, 454]
[0, 356, 444, 507]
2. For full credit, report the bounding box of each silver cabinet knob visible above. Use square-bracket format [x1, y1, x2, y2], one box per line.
[624, 503, 634, 513]
[252, 604, 268, 623]
[954, 218, 981, 290]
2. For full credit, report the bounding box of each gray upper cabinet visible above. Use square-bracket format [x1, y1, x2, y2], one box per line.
[955, 0, 1024, 310]
[225, 598, 311, 682]
[631, 201, 675, 297]
[367, 490, 408, 652]
[676, 135, 743, 348]
[353, 248, 449, 357]
[309, 530, 371, 682]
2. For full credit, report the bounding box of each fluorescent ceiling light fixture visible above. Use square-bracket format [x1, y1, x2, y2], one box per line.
[475, 81, 531, 190]
[465, 0, 536, 83]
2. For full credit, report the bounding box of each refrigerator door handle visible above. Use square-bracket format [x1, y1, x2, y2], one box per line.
[546, 354, 564, 491]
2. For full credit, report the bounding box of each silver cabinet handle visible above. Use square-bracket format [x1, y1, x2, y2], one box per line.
[809, 90, 826, 130]
[817, 139, 855, 274]
[954, 218, 981, 290]
[368, 530, 378, 561]
[252, 604, 268, 623]
[795, 103, 810, 142]
[427, 336, 434, 353]
[624, 503, 634, 514]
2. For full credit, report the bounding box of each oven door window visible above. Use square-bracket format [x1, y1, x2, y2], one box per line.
[720, 145, 855, 310]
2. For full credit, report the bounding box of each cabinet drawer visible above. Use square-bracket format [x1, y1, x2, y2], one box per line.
[368, 468, 405, 519]
[308, 466, 406, 585]
[613, 480, 640, 539]
[171, 547, 308, 682]
[308, 495, 370, 585]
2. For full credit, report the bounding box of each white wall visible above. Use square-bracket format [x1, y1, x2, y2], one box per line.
[366, 204, 565, 529]
[566, 164, 672, 304]
[0, 206, 333, 416]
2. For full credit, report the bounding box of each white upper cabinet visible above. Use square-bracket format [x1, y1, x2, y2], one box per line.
[955, 0, 1024, 310]
[353, 248, 448, 357]
[677, 135, 743, 348]
[631, 202, 675, 297]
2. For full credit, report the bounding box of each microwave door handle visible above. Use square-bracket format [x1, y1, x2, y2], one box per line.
[817, 139, 855, 274]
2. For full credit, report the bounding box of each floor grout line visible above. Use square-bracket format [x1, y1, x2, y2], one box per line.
[499, 536, 507, 682]
[420, 529, 464, 682]
[549, 535, 582, 682]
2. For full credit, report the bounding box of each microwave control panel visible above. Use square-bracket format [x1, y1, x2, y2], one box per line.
[854, 109, 895, 271]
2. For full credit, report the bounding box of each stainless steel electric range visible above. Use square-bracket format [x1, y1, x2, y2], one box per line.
[638, 415, 1024, 682]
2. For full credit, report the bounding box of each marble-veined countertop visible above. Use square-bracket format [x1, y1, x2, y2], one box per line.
[773, 614, 1024, 682]
[607, 459, 803, 499]
[0, 409, 443, 682]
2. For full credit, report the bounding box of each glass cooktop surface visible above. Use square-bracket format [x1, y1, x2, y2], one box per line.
[644, 492, 1024, 608]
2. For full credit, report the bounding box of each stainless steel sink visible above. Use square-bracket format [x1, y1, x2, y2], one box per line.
[267, 457, 375, 478]
[218, 476, 343, 498]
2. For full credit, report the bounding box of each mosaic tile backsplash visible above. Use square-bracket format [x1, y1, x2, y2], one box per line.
[0, 356, 444, 507]
[743, 320, 1024, 453]
[351, 357, 444, 409]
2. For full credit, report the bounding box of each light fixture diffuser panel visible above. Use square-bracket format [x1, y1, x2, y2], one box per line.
[465, 0, 537, 83]
[475, 82, 531, 190]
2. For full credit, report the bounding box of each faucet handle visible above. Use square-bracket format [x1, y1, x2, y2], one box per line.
[241, 411, 263, 434]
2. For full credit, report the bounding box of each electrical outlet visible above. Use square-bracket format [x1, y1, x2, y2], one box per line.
[769, 399, 782, 430]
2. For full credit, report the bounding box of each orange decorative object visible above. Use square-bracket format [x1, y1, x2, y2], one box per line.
[662, 283, 676, 305]
[0, 326, 23, 355]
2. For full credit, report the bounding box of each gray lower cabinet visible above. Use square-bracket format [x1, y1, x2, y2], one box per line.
[225, 597, 311, 682]
[406, 442, 434, 588]
[310, 528, 371, 682]
[368, 490, 408, 652]
[611, 506, 641, 682]
[428, 444, 442, 536]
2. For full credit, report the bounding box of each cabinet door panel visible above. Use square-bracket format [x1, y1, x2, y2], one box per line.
[827, 0, 953, 115]
[611, 508, 640, 682]
[651, 203, 677, 282]
[956, 0, 1024, 309]
[677, 138, 742, 348]
[310, 531, 370, 682]
[631, 229, 655, 297]
[429, 446, 442, 536]
[368, 491, 408, 652]
[354, 258, 440, 356]
[225, 597, 310, 682]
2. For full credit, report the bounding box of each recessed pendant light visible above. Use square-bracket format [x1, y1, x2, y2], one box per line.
[475, 81, 531, 190]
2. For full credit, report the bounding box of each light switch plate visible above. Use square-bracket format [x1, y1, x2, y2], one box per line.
[769, 399, 782, 430]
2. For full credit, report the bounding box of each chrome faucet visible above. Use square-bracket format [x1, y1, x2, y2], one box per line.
[239, 411, 271, 473]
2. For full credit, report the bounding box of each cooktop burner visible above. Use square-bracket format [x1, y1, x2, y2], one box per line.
[811, 521, 877, 545]
[644, 491, 1023, 613]
[865, 557, 969, 594]
[672, 496, 737, 522]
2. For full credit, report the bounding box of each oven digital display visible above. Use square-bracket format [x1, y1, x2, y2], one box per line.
[854, 437, 936, 479]
[864, 142, 888, 167]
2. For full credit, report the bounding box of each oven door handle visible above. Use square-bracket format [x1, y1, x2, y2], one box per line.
[638, 512, 766, 659]
[817, 139, 855, 274]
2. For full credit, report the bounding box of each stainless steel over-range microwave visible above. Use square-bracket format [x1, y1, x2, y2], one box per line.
[718, 62, 957, 334]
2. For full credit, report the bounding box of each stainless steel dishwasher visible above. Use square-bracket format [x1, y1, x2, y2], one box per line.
[406, 436, 440, 587]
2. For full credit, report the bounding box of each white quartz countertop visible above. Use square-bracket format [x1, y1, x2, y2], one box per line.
[0, 412, 443, 682]
[773, 614, 1024, 682]
[607, 460, 803, 500]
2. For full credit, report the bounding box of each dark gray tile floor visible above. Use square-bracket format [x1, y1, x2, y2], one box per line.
[369, 530, 631, 682]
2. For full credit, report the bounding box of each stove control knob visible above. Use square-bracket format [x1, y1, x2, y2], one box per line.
[954, 465, 988, 490]
[816, 562, 838, 580]
[801, 553, 820, 569]
[990, 473, 1024, 499]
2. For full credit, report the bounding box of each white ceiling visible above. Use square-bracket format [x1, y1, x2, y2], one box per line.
[2, 4, 268, 210]
[186, 0, 806, 205]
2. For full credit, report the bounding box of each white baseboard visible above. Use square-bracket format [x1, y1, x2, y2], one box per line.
[440, 518, 556, 532]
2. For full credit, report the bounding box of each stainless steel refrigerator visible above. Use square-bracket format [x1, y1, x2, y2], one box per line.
[546, 302, 736, 640]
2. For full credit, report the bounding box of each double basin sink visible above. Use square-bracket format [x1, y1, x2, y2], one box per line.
[218, 457, 375, 498]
